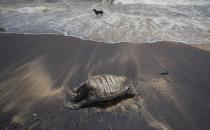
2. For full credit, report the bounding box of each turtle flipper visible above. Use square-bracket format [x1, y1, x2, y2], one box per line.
[66, 103, 81, 109]
[133, 95, 143, 108]
[66, 99, 89, 109]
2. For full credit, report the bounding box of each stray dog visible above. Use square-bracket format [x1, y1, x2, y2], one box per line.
[93, 9, 104, 15]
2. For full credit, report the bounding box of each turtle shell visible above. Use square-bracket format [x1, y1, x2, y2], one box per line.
[85, 74, 132, 101]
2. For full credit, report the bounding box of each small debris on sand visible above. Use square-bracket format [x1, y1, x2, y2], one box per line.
[160, 72, 169, 75]
[33, 113, 37, 116]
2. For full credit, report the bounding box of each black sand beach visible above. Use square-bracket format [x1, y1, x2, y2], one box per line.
[0, 33, 210, 130]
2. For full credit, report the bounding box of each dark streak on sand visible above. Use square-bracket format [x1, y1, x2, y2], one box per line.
[0, 33, 210, 130]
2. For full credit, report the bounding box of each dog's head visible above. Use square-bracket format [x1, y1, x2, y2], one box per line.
[93, 9, 96, 12]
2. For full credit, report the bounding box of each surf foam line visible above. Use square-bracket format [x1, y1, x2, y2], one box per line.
[113, 0, 210, 5]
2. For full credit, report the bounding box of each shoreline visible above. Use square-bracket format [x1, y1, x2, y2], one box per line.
[1, 32, 210, 45]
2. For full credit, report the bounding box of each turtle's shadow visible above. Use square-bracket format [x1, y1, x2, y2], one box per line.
[81, 94, 135, 109]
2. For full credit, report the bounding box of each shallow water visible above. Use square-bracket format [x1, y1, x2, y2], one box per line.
[0, 0, 210, 44]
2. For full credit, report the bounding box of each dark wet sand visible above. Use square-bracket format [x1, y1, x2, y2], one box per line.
[0, 33, 210, 130]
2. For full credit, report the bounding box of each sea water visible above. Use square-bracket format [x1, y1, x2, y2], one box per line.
[0, 0, 210, 44]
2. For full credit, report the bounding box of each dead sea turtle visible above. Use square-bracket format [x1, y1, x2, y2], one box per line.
[65, 74, 140, 109]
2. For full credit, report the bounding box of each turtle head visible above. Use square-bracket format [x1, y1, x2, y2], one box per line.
[72, 89, 83, 102]
[72, 83, 88, 102]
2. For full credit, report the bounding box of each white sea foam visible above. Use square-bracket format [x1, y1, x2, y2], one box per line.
[114, 0, 210, 5]
[0, 0, 210, 44]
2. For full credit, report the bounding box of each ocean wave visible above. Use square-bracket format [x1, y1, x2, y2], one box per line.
[0, 0, 210, 44]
